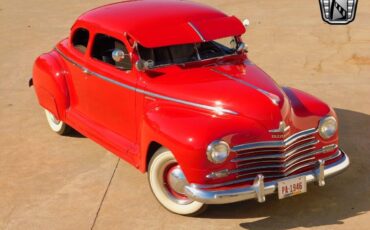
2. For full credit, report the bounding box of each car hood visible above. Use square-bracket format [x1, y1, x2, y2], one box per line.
[143, 60, 291, 130]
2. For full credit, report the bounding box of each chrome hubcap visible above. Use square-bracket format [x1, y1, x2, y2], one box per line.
[162, 163, 192, 204]
[167, 165, 188, 195]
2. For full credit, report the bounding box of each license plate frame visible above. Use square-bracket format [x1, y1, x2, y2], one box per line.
[277, 176, 307, 199]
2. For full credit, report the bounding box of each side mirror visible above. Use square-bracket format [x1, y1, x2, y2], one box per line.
[112, 49, 126, 62]
[237, 42, 248, 53]
[135, 59, 154, 71]
[243, 19, 250, 28]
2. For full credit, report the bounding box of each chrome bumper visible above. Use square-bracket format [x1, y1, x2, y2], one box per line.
[184, 150, 349, 204]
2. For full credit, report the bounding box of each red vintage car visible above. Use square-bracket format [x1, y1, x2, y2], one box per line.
[31, 0, 349, 215]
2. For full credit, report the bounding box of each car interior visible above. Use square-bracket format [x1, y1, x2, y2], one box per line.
[91, 34, 132, 70]
[138, 40, 236, 67]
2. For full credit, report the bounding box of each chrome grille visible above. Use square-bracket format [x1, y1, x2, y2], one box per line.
[231, 128, 321, 180]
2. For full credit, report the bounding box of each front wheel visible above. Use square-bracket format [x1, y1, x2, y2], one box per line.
[148, 147, 208, 216]
[44, 109, 71, 135]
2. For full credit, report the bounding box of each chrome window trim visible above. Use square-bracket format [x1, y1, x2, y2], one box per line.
[54, 47, 238, 115]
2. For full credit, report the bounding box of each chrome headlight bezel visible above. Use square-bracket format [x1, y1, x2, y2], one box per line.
[206, 140, 230, 164]
[318, 116, 338, 139]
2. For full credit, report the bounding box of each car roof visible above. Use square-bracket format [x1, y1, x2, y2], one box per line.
[75, 0, 245, 48]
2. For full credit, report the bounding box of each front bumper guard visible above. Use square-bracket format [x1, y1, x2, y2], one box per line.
[184, 150, 349, 204]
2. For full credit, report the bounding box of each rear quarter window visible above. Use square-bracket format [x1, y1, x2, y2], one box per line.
[72, 28, 90, 54]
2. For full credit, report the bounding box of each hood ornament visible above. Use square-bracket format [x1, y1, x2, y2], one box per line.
[269, 121, 290, 137]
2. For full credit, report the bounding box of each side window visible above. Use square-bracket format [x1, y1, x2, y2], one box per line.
[91, 34, 132, 70]
[72, 28, 89, 54]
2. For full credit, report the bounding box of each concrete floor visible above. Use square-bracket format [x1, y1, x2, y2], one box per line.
[0, 0, 369, 229]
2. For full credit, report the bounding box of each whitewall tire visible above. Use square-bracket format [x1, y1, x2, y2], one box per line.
[44, 109, 71, 135]
[148, 147, 207, 216]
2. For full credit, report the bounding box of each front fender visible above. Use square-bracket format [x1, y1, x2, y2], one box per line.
[33, 50, 69, 120]
[283, 87, 338, 145]
[283, 87, 333, 118]
[139, 100, 264, 184]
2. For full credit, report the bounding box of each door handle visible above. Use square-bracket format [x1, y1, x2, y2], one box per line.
[82, 68, 90, 74]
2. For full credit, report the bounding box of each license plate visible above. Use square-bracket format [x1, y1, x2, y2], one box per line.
[278, 176, 307, 199]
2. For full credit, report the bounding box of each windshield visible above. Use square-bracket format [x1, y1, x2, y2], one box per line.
[138, 36, 238, 67]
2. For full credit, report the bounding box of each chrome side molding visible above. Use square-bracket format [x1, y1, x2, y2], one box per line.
[54, 47, 238, 115]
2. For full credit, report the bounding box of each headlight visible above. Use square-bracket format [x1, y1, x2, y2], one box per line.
[207, 140, 230, 164]
[318, 116, 337, 139]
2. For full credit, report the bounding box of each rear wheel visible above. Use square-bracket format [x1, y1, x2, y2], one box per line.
[148, 147, 207, 216]
[44, 109, 71, 135]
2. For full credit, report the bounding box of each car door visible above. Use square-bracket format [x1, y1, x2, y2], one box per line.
[84, 33, 137, 151]
[64, 27, 91, 116]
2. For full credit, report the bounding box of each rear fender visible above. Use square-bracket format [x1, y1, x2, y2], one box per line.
[32, 50, 70, 120]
